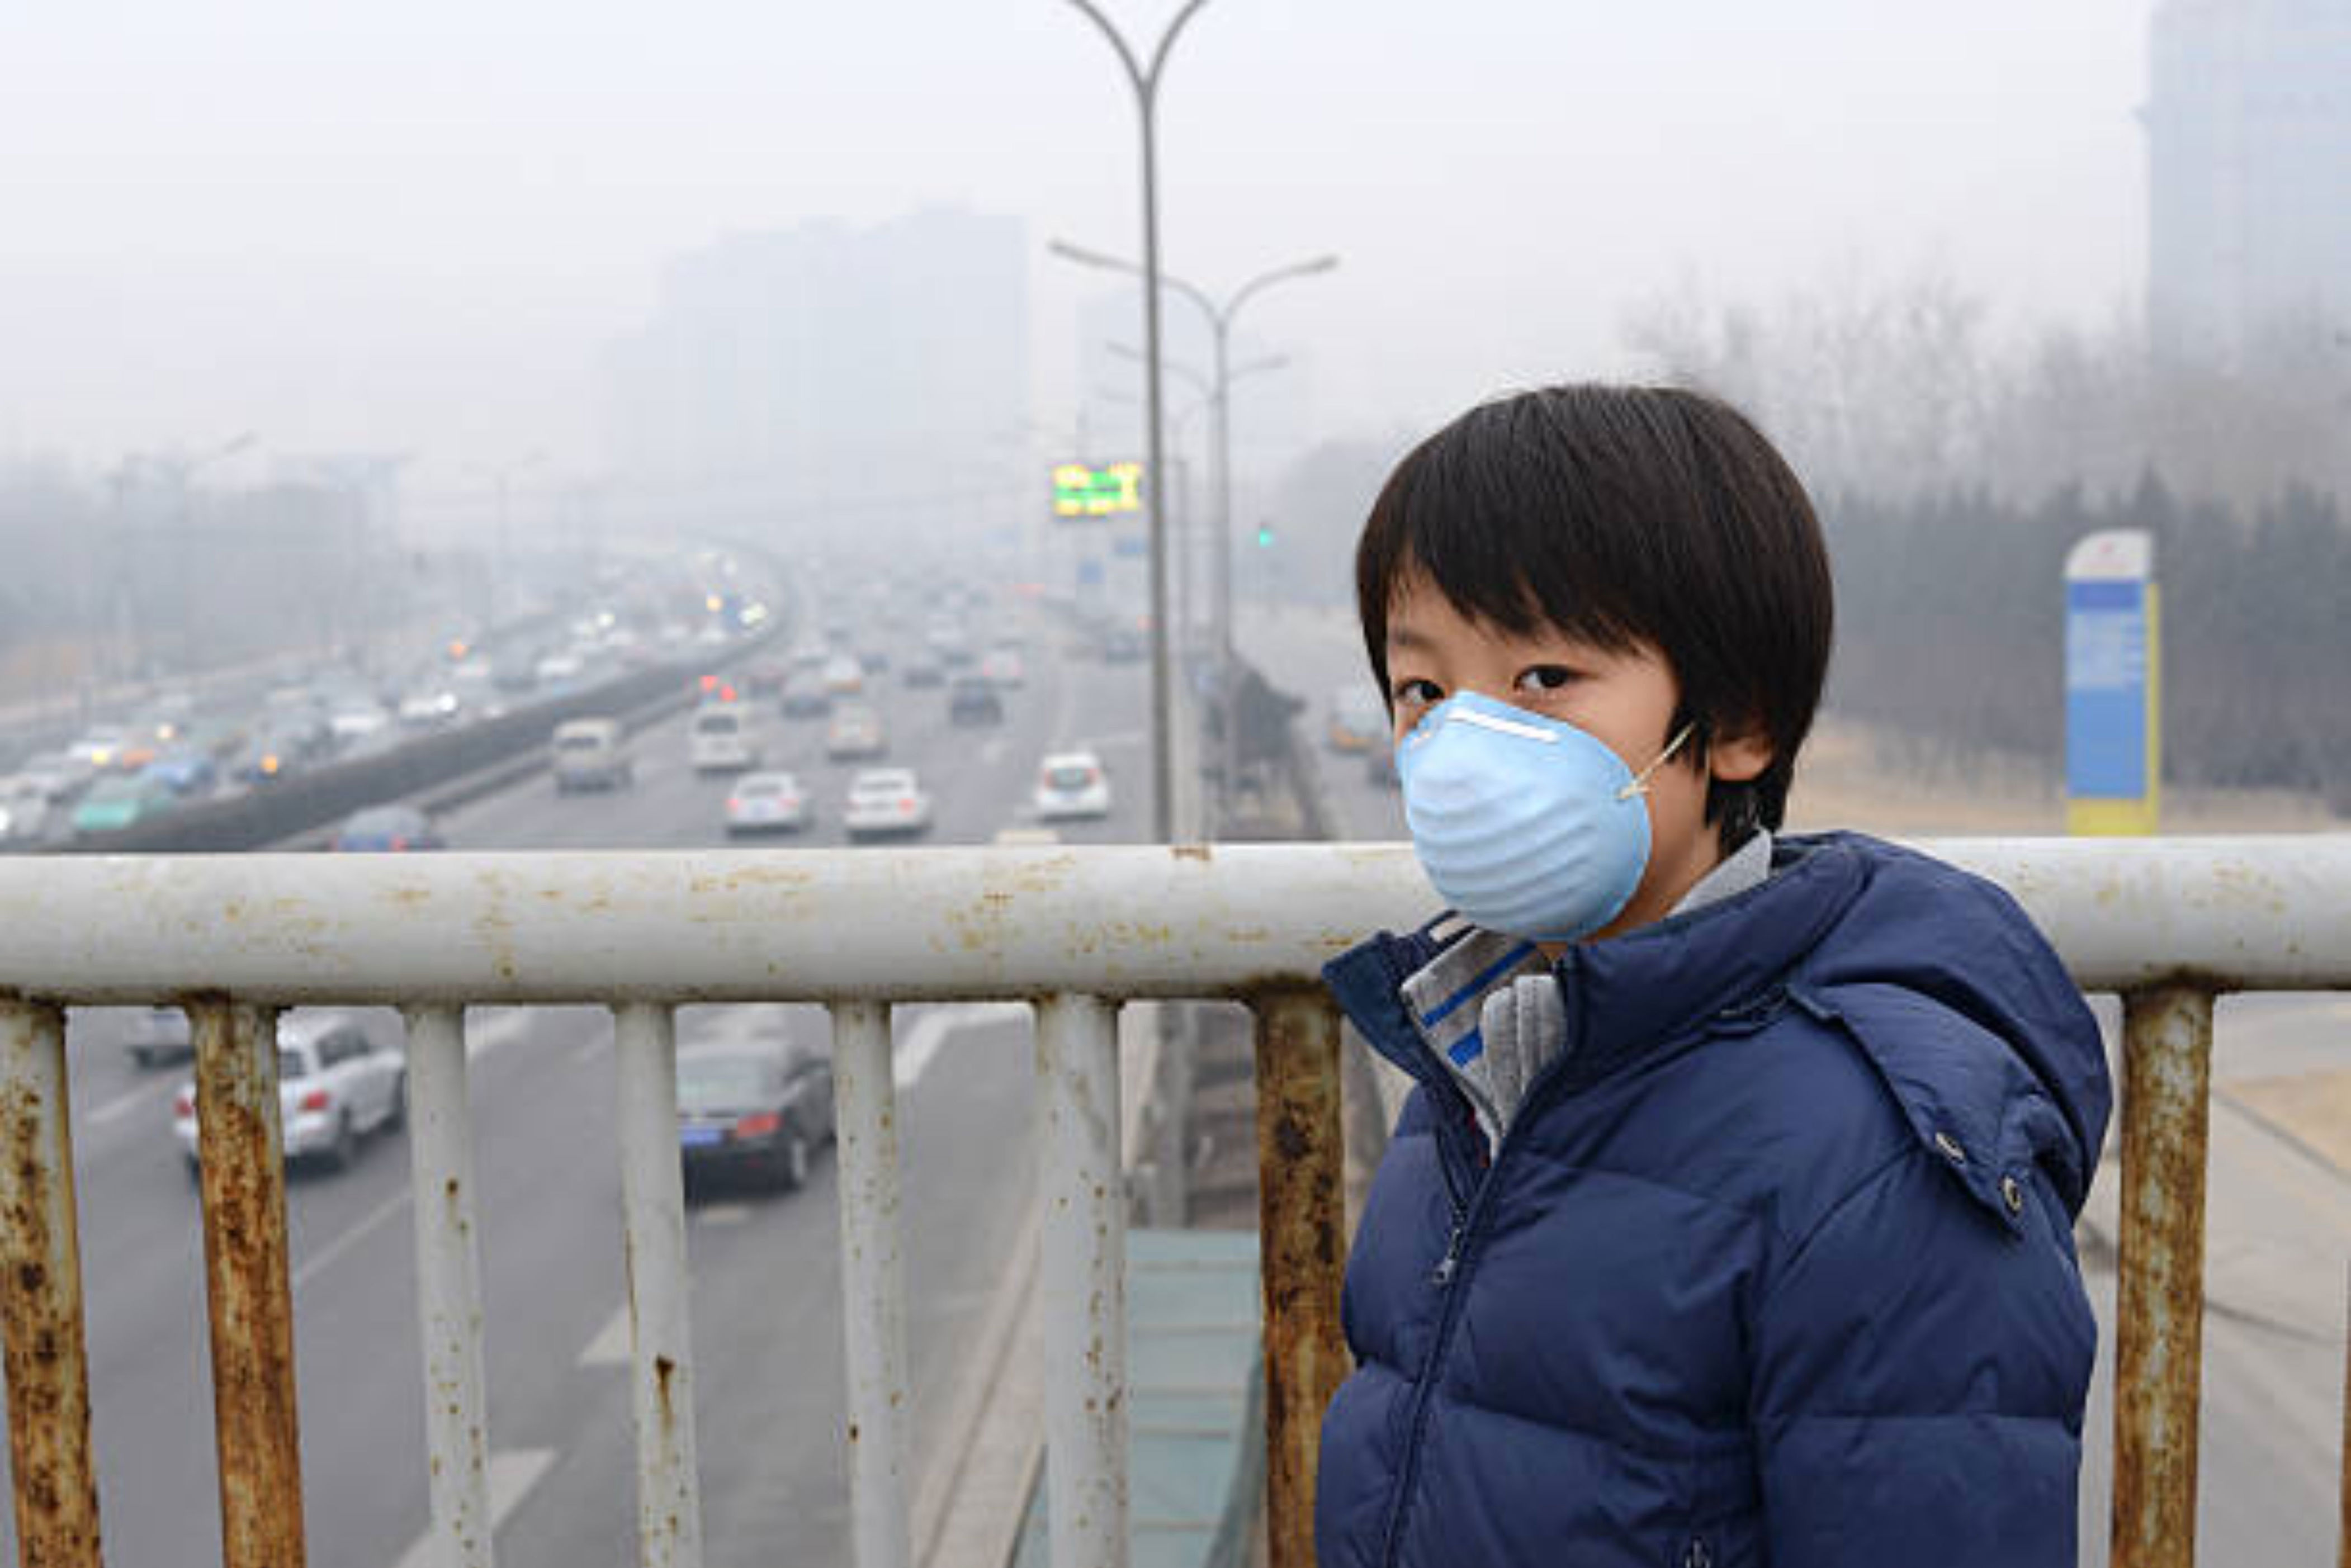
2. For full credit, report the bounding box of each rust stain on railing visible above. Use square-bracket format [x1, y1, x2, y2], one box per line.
[0, 999, 104, 1566]
[1250, 987, 1350, 1568]
[191, 999, 309, 1568]
[2112, 984, 2215, 1568]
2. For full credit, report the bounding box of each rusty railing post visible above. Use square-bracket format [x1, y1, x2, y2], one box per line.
[2338, 1263, 2349, 1568]
[191, 998, 308, 1568]
[2111, 984, 2215, 1568]
[0, 999, 104, 1565]
[1251, 988, 1350, 1568]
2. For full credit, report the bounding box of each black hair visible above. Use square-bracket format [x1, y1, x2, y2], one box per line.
[1355, 383, 1833, 854]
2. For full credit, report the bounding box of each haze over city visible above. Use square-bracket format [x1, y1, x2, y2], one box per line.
[1, 1, 2151, 496]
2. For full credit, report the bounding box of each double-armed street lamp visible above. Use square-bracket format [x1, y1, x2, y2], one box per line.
[1059, 0, 1219, 842]
[1052, 239, 1339, 825]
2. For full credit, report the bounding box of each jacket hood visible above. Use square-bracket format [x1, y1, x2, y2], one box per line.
[1326, 831, 2112, 1218]
[1786, 833, 2111, 1218]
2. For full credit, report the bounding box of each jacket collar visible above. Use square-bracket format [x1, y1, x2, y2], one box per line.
[1325, 834, 1870, 1089]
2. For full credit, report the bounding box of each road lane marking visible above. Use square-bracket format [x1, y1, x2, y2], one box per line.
[893, 1003, 1027, 1090]
[292, 1187, 411, 1292]
[464, 1009, 536, 1059]
[578, 1305, 630, 1367]
[87, 1080, 175, 1128]
[694, 1203, 751, 1227]
[389, 1447, 558, 1568]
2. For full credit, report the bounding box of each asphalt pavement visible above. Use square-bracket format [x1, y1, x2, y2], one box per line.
[10, 610, 1152, 1568]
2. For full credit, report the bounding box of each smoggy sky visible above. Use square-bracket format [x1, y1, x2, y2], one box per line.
[0, 1, 2149, 495]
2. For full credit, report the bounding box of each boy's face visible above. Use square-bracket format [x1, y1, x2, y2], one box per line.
[1381, 572, 1771, 945]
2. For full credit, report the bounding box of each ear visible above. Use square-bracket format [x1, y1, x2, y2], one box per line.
[1706, 722, 1774, 785]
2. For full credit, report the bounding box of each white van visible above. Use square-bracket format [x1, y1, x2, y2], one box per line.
[689, 703, 761, 773]
[552, 718, 632, 792]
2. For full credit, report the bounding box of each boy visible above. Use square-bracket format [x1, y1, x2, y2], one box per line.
[1316, 385, 2109, 1567]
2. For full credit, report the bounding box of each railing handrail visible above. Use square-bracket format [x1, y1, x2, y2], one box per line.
[4, 835, 2348, 1003]
[1, 833, 2345, 1568]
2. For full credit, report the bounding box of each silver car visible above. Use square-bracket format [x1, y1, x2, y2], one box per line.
[843, 768, 934, 840]
[172, 1010, 405, 1178]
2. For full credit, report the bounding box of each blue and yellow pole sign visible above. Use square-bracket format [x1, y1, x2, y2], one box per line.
[2064, 529, 2160, 836]
[1052, 462, 1143, 519]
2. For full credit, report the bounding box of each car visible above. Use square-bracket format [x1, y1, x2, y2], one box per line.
[948, 676, 1003, 726]
[843, 768, 934, 840]
[741, 656, 791, 696]
[65, 726, 134, 772]
[0, 787, 50, 846]
[825, 703, 888, 761]
[1328, 687, 1387, 752]
[857, 648, 891, 675]
[1033, 750, 1113, 821]
[333, 804, 446, 852]
[173, 1010, 404, 1177]
[779, 679, 834, 719]
[143, 749, 218, 798]
[399, 690, 462, 727]
[1101, 626, 1147, 664]
[552, 718, 633, 792]
[725, 771, 811, 836]
[72, 775, 175, 837]
[821, 653, 865, 696]
[689, 702, 762, 773]
[329, 702, 394, 747]
[125, 1006, 194, 1070]
[900, 659, 944, 689]
[675, 1010, 836, 1192]
[12, 752, 89, 803]
[980, 645, 1027, 688]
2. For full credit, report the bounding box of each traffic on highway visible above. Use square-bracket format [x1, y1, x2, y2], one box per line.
[1, 557, 1154, 1568]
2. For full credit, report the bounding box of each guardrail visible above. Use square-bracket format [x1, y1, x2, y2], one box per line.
[0, 837, 2345, 1568]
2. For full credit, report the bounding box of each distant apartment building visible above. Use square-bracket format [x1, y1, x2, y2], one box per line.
[603, 209, 1029, 533]
[2145, 0, 2351, 364]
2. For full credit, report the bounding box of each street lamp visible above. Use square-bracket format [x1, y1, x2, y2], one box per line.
[469, 452, 545, 628]
[1059, 0, 1217, 843]
[1053, 239, 1338, 826]
[1106, 342, 1288, 662]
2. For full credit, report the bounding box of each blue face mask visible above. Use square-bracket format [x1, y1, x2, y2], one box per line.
[1396, 690, 1693, 942]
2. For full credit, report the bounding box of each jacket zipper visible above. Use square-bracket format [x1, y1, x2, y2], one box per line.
[1373, 947, 1611, 1566]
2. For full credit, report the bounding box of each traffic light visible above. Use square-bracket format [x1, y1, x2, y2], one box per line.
[1255, 523, 1276, 548]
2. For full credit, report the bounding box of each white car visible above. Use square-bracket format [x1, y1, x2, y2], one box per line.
[172, 1011, 405, 1177]
[1033, 751, 1113, 821]
[821, 653, 866, 696]
[980, 645, 1027, 688]
[825, 703, 888, 760]
[726, 771, 811, 835]
[843, 768, 934, 840]
[689, 703, 762, 773]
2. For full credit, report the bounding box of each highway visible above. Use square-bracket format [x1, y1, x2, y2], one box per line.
[17, 607, 1150, 1568]
[1246, 600, 2351, 1567]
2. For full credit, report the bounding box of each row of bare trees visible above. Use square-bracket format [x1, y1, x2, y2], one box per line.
[1256, 274, 2350, 811]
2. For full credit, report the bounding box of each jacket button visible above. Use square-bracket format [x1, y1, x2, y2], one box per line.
[2001, 1174, 2026, 1214]
[1933, 1130, 1967, 1164]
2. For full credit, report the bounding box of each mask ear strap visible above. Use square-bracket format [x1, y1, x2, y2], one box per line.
[1616, 721, 1697, 801]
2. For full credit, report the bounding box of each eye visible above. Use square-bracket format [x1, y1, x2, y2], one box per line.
[1514, 665, 1579, 696]
[1390, 677, 1443, 709]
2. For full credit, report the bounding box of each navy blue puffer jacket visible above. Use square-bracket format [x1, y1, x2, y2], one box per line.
[1317, 832, 2110, 1568]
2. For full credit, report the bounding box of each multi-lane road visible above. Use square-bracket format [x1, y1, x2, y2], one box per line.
[16, 612, 1149, 1568]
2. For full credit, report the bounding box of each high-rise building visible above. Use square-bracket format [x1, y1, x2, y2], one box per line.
[2145, 0, 2351, 364]
[604, 208, 1029, 540]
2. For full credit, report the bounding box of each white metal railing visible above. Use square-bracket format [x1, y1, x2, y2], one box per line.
[0, 837, 2347, 1568]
